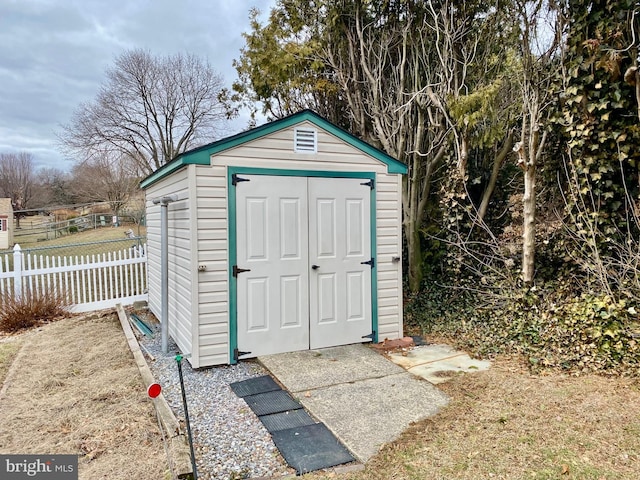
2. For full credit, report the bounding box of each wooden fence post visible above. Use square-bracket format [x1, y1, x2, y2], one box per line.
[13, 244, 22, 300]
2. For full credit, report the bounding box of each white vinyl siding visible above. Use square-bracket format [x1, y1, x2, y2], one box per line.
[213, 122, 387, 172]
[145, 168, 195, 362]
[374, 172, 403, 340]
[144, 119, 404, 368]
[191, 122, 403, 366]
[0, 199, 12, 250]
[194, 166, 230, 366]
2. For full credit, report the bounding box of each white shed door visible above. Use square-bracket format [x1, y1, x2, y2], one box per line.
[235, 175, 372, 357]
[236, 175, 310, 356]
[308, 178, 372, 349]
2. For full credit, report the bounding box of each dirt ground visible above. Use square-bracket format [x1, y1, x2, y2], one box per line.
[0, 313, 170, 480]
[305, 355, 640, 480]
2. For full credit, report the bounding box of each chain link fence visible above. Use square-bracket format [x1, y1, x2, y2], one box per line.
[12, 213, 144, 246]
[2, 235, 147, 262]
[16, 236, 147, 259]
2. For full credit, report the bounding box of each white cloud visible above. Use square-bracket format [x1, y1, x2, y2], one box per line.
[0, 0, 275, 171]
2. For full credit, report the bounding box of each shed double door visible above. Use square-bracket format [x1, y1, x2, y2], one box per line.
[235, 175, 372, 358]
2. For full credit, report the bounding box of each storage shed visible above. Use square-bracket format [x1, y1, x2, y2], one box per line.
[141, 110, 407, 367]
[0, 198, 14, 250]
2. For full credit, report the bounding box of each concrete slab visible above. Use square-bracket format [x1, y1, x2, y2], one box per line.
[259, 345, 405, 393]
[387, 344, 491, 384]
[298, 372, 449, 461]
[258, 344, 449, 462]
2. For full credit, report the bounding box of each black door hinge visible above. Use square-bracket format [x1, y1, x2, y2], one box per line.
[360, 179, 375, 189]
[234, 348, 252, 361]
[361, 258, 375, 268]
[232, 265, 251, 277]
[232, 174, 250, 186]
[362, 331, 376, 340]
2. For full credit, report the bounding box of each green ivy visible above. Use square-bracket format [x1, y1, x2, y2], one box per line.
[553, 0, 640, 245]
[407, 278, 640, 376]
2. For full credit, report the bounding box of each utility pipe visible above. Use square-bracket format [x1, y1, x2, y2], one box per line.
[152, 195, 177, 353]
[176, 354, 198, 480]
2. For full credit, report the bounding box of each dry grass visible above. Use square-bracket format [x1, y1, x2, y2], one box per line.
[33, 225, 147, 247]
[304, 356, 640, 480]
[0, 341, 21, 386]
[0, 313, 169, 479]
[0, 289, 69, 333]
[3, 312, 639, 480]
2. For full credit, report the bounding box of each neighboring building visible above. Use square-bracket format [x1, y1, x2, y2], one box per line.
[141, 110, 407, 367]
[0, 198, 13, 250]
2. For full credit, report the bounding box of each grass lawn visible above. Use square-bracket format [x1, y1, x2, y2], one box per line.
[9, 225, 147, 259]
[19, 225, 147, 248]
[2, 321, 638, 479]
[0, 341, 21, 386]
[0, 314, 169, 479]
[304, 356, 640, 480]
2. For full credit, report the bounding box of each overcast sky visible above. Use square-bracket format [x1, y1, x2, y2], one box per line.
[0, 0, 275, 171]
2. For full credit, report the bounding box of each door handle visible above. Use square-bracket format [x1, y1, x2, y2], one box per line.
[311, 264, 320, 270]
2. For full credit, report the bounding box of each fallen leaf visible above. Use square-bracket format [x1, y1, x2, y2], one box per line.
[561, 464, 570, 475]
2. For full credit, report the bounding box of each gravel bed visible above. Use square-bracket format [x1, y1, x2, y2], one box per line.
[136, 316, 293, 480]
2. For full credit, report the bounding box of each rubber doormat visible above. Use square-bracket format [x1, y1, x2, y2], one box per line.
[260, 409, 316, 432]
[230, 376, 356, 473]
[229, 375, 281, 397]
[271, 423, 355, 475]
[243, 390, 303, 416]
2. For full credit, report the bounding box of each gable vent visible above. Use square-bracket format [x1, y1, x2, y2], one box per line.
[294, 127, 317, 153]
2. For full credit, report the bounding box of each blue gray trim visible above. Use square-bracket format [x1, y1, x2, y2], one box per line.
[227, 166, 379, 363]
[141, 110, 407, 189]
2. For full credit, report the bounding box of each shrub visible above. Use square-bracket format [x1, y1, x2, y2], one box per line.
[0, 289, 70, 333]
[411, 281, 640, 376]
[68, 225, 79, 234]
[528, 294, 640, 373]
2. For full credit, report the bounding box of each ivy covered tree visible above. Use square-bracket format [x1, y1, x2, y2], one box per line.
[555, 0, 640, 296]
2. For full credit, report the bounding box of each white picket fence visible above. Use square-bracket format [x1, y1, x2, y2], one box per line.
[0, 244, 148, 313]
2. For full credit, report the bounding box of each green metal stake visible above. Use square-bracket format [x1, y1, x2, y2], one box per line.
[176, 354, 198, 480]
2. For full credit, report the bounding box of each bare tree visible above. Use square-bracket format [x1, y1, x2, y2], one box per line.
[512, 0, 561, 284]
[321, 0, 513, 292]
[32, 167, 75, 208]
[121, 191, 146, 230]
[0, 152, 35, 227]
[70, 153, 140, 217]
[319, 1, 456, 293]
[60, 49, 230, 175]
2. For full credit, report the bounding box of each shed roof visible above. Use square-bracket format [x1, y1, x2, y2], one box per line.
[140, 109, 407, 189]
